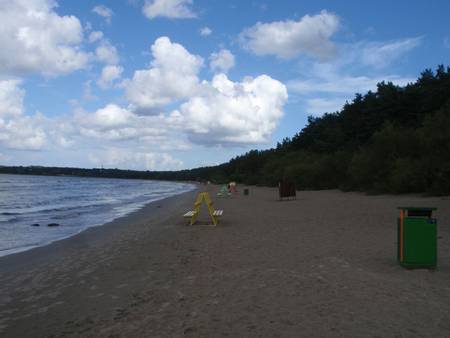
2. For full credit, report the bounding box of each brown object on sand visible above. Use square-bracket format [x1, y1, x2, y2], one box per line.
[279, 180, 296, 200]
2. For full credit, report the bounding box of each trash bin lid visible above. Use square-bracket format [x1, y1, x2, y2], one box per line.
[397, 207, 437, 211]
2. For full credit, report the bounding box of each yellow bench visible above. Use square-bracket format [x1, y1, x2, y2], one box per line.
[184, 192, 223, 226]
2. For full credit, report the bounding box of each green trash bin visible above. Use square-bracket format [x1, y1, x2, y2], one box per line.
[397, 207, 437, 269]
[244, 188, 249, 196]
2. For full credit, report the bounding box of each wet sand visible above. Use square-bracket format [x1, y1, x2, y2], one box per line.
[1, 185, 450, 337]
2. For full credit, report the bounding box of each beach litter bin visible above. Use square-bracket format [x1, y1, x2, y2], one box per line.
[397, 207, 437, 269]
[244, 188, 249, 196]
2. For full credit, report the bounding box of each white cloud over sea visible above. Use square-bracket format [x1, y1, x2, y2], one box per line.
[0, 0, 89, 77]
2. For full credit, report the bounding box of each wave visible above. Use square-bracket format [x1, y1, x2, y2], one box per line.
[0, 175, 195, 257]
[4, 202, 112, 217]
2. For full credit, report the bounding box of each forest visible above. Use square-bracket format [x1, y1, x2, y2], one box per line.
[2, 65, 450, 195]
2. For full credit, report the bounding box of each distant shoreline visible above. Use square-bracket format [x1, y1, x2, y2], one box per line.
[0, 168, 193, 182]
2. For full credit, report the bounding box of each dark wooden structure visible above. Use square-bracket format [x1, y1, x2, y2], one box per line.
[278, 180, 296, 200]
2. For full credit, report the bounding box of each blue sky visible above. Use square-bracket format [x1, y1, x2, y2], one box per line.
[0, 0, 449, 170]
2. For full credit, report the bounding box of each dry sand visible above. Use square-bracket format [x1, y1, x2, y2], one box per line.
[1, 185, 450, 337]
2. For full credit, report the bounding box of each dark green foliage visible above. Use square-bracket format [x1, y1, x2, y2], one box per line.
[1, 66, 450, 195]
[348, 124, 425, 193]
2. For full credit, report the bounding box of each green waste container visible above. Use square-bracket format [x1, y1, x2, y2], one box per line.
[244, 188, 249, 196]
[397, 207, 437, 269]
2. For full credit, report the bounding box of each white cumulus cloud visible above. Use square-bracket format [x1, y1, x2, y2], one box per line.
[88, 31, 104, 43]
[0, 79, 25, 118]
[209, 49, 235, 74]
[178, 73, 288, 145]
[0, 116, 47, 150]
[79, 104, 132, 127]
[143, 0, 196, 19]
[123, 37, 288, 146]
[0, 0, 89, 77]
[74, 104, 176, 144]
[124, 36, 203, 112]
[92, 5, 113, 23]
[200, 27, 212, 36]
[97, 65, 123, 89]
[0, 79, 47, 150]
[95, 41, 119, 65]
[240, 10, 339, 60]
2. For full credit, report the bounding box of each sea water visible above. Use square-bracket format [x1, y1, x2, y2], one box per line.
[0, 174, 195, 257]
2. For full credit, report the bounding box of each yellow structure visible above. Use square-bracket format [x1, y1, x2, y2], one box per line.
[183, 192, 223, 226]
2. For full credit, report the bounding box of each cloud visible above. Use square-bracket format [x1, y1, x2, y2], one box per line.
[73, 104, 177, 144]
[88, 148, 184, 170]
[0, 0, 89, 76]
[0, 34, 288, 161]
[178, 73, 288, 145]
[77, 104, 134, 130]
[287, 61, 414, 116]
[92, 37, 122, 88]
[0, 152, 10, 162]
[55, 135, 74, 148]
[78, 70, 290, 147]
[75, 104, 141, 141]
[95, 41, 119, 65]
[288, 73, 414, 96]
[83, 80, 98, 101]
[0, 79, 47, 150]
[305, 98, 348, 115]
[240, 10, 339, 60]
[0, 79, 24, 118]
[361, 37, 422, 68]
[124, 36, 203, 112]
[0, 115, 47, 150]
[97, 65, 123, 89]
[209, 49, 235, 74]
[142, 0, 196, 19]
[88, 31, 104, 43]
[70, 102, 192, 152]
[200, 27, 212, 37]
[286, 37, 418, 116]
[123, 37, 288, 146]
[92, 5, 114, 23]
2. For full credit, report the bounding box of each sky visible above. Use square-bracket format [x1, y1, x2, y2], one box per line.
[0, 0, 449, 171]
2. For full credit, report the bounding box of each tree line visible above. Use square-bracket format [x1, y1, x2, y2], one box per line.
[1, 65, 450, 195]
[217, 66, 450, 195]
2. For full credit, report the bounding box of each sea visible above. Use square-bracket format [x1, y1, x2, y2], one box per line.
[0, 174, 195, 257]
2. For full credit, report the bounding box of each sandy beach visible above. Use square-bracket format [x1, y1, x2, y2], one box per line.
[1, 185, 450, 337]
